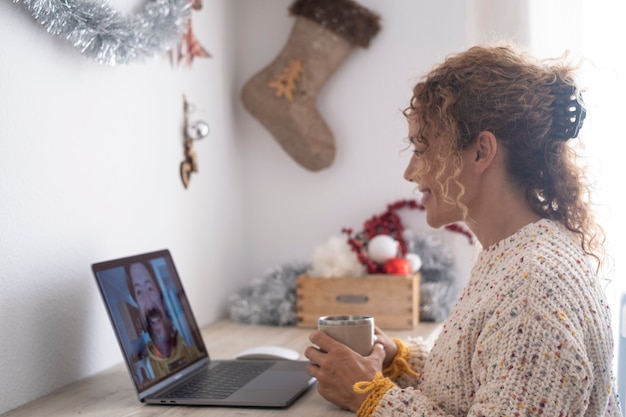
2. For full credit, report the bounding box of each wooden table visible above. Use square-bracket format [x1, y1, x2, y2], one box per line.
[1, 319, 442, 417]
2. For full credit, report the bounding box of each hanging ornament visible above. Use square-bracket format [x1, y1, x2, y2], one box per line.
[13, 0, 192, 66]
[170, 0, 211, 67]
[181, 95, 209, 188]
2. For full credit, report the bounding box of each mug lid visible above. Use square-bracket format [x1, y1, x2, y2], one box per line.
[318, 315, 373, 325]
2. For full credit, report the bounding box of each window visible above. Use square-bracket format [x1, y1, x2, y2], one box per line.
[529, 0, 626, 361]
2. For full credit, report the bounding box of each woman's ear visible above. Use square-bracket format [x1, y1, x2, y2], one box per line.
[472, 131, 498, 174]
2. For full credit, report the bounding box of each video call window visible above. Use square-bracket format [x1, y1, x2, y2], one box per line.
[96, 255, 206, 391]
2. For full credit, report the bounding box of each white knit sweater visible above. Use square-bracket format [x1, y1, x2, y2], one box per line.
[372, 219, 622, 417]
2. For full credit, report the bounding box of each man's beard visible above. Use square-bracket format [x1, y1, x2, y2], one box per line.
[145, 307, 173, 340]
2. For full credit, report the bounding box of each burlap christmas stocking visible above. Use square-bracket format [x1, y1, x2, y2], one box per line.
[241, 0, 380, 171]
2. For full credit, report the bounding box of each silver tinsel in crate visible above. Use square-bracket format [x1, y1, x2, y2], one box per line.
[407, 233, 459, 322]
[13, 0, 191, 65]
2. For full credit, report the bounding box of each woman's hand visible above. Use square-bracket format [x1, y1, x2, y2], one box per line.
[304, 329, 386, 412]
[374, 327, 399, 369]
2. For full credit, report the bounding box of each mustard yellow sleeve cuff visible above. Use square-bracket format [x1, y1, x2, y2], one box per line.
[353, 372, 395, 417]
[382, 338, 420, 380]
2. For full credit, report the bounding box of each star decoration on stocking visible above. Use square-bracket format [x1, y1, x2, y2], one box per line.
[267, 59, 303, 102]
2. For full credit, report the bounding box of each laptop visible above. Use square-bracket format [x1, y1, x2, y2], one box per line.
[92, 249, 316, 407]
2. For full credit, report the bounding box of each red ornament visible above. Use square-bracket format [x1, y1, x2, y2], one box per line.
[383, 257, 412, 275]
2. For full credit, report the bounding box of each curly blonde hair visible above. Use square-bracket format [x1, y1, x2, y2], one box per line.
[405, 43, 605, 267]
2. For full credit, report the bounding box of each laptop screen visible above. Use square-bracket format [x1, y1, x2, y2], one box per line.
[93, 250, 208, 393]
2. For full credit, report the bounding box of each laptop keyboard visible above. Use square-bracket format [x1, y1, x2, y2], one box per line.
[161, 361, 274, 400]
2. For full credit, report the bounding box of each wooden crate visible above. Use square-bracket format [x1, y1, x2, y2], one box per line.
[296, 274, 420, 329]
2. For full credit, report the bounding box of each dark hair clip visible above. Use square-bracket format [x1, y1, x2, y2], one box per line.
[550, 85, 586, 141]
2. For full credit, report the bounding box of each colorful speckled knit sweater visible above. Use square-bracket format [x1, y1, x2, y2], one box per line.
[362, 219, 622, 417]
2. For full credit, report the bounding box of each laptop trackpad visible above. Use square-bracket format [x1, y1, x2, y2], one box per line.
[246, 360, 312, 388]
[245, 370, 311, 390]
[227, 366, 315, 406]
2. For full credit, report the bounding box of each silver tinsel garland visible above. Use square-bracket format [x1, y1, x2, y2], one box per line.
[13, 0, 191, 65]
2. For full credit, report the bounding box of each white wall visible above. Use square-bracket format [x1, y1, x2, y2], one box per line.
[0, 0, 533, 414]
[0, 1, 245, 413]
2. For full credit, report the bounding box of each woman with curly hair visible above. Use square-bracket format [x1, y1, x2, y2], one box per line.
[305, 43, 622, 417]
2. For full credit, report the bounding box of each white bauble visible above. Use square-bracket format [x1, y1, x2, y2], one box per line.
[405, 253, 423, 272]
[367, 235, 399, 264]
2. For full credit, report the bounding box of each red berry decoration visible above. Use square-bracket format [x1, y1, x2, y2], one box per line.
[383, 257, 412, 275]
[342, 199, 474, 274]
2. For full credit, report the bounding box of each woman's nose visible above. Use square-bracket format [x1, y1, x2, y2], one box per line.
[404, 158, 416, 182]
